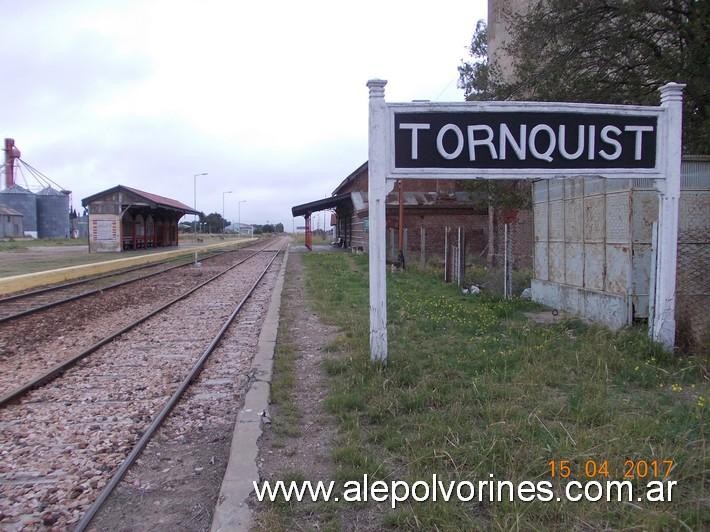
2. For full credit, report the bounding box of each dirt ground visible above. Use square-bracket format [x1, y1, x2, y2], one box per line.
[251, 251, 382, 531]
[0, 245, 93, 276]
[251, 251, 342, 529]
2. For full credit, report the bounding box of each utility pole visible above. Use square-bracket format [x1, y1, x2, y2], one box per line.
[222, 190, 232, 234]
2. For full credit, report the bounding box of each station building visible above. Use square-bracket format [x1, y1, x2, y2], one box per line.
[82, 185, 197, 253]
[0, 205, 23, 238]
[292, 161, 533, 267]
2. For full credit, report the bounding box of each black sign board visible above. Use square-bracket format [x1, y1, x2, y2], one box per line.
[393, 111, 657, 170]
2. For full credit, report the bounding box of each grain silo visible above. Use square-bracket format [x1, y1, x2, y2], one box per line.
[0, 184, 37, 237]
[36, 187, 70, 239]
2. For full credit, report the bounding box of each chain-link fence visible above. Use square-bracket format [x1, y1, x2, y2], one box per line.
[386, 210, 534, 300]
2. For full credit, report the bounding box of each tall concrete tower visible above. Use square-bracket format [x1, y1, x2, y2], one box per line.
[487, 0, 532, 84]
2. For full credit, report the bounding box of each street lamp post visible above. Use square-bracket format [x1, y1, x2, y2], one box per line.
[222, 190, 232, 234]
[238, 200, 247, 237]
[193, 172, 207, 265]
[193, 172, 208, 241]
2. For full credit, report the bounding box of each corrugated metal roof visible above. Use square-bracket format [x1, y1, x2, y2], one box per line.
[332, 161, 368, 195]
[349, 191, 478, 212]
[0, 204, 23, 216]
[82, 185, 198, 214]
[121, 186, 196, 212]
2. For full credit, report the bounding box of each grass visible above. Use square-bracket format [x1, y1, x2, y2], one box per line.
[292, 232, 331, 245]
[269, 292, 303, 441]
[0, 238, 84, 251]
[301, 252, 708, 531]
[0, 236, 255, 277]
[253, 266, 340, 532]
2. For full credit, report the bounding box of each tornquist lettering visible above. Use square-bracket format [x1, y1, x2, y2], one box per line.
[393, 111, 657, 170]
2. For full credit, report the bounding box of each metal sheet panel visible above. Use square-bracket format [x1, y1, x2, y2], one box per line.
[584, 243, 605, 291]
[533, 180, 548, 203]
[607, 178, 631, 193]
[549, 179, 564, 201]
[549, 242, 565, 283]
[549, 201, 564, 241]
[631, 243, 653, 318]
[632, 295, 649, 319]
[534, 242, 548, 281]
[584, 196, 605, 242]
[632, 243, 653, 295]
[565, 198, 583, 242]
[606, 193, 631, 243]
[565, 243, 584, 286]
[534, 203, 548, 242]
[565, 177, 584, 199]
[681, 159, 710, 189]
[584, 176, 606, 196]
[606, 244, 631, 295]
[631, 191, 658, 243]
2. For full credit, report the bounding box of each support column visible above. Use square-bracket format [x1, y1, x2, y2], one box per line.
[305, 214, 312, 251]
[367, 79, 388, 363]
[652, 82, 684, 349]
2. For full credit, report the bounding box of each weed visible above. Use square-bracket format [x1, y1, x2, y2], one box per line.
[301, 252, 708, 530]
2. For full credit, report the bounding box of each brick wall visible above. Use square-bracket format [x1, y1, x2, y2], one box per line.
[384, 207, 533, 269]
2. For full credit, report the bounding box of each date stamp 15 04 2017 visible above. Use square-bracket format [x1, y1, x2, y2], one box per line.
[548, 459, 674, 480]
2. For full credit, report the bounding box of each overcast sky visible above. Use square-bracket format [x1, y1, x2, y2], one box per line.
[2, 0, 486, 228]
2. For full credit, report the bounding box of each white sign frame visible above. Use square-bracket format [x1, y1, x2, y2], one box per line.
[367, 79, 684, 362]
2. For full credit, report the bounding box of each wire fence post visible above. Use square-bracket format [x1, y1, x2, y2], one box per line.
[459, 227, 465, 288]
[420, 225, 426, 268]
[504, 223, 512, 299]
[444, 226, 449, 282]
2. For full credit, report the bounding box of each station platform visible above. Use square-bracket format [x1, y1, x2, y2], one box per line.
[0, 237, 258, 296]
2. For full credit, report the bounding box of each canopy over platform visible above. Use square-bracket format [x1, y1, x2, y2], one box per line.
[291, 192, 351, 218]
[292, 193, 352, 251]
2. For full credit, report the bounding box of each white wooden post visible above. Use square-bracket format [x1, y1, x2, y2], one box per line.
[652, 82, 684, 349]
[367, 79, 389, 363]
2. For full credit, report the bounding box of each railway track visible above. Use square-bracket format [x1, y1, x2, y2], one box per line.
[0, 237, 287, 530]
[0, 240, 278, 406]
[0, 240, 277, 402]
[0, 244, 250, 323]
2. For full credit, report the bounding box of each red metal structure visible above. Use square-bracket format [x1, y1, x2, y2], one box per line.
[3, 138, 21, 188]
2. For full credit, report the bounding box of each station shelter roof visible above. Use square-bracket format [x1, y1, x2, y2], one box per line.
[291, 192, 352, 218]
[81, 185, 199, 215]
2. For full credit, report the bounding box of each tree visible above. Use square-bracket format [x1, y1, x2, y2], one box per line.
[274, 222, 284, 233]
[459, 1, 709, 153]
[458, 19, 532, 266]
[201, 212, 229, 233]
[456, 19, 495, 100]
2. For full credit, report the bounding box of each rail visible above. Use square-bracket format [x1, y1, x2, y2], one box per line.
[74, 243, 284, 531]
[0, 241, 279, 407]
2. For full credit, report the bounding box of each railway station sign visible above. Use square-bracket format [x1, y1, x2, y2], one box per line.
[394, 111, 657, 172]
[367, 79, 684, 363]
